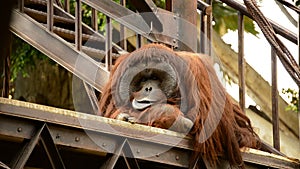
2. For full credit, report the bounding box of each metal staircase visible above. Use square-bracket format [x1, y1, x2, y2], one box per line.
[0, 0, 300, 168]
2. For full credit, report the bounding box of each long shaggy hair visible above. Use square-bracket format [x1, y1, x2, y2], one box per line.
[98, 44, 260, 168]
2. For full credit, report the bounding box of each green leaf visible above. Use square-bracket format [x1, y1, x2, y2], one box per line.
[212, 1, 259, 36]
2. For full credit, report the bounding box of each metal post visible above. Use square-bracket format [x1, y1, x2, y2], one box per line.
[238, 12, 245, 112]
[1, 33, 11, 98]
[200, 12, 207, 54]
[298, 15, 300, 145]
[19, 0, 24, 12]
[47, 0, 54, 32]
[271, 48, 280, 151]
[75, 0, 82, 51]
[105, 16, 112, 71]
[205, 0, 212, 55]
[64, 0, 70, 13]
[170, 0, 197, 51]
[91, 8, 98, 31]
[120, 0, 127, 50]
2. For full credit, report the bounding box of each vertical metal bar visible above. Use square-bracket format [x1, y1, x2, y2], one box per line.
[271, 48, 280, 151]
[75, 0, 82, 51]
[136, 34, 141, 49]
[18, 0, 24, 12]
[166, 0, 172, 11]
[91, 8, 98, 31]
[2, 33, 11, 98]
[238, 12, 245, 112]
[105, 16, 112, 71]
[205, 0, 212, 55]
[200, 13, 207, 54]
[10, 124, 44, 169]
[120, 0, 127, 51]
[298, 15, 300, 144]
[47, 0, 54, 32]
[64, 0, 70, 13]
[171, 0, 197, 51]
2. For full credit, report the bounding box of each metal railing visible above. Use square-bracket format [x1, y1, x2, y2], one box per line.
[220, 0, 300, 151]
[15, 0, 300, 155]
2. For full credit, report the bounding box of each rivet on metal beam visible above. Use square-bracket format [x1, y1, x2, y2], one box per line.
[136, 149, 140, 153]
[17, 127, 22, 132]
[175, 155, 179, 160]
[155, 153, 160, 157]
[56, 134, 60, 139]
[75, 137, 80, 142]
[102, 143, 106, 147]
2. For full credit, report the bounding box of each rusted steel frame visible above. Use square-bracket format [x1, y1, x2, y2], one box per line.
[0, 98, 192, 151]
[220, 0, 297, 44]
[238, 12, 245, 112]
[64, 0, 70, 13]
[91, 8, 98, 31]
[47, 0, 54, 32]
[105, 16, 112, 71]
[39, 124, 66, 169]
[136, 34, 142, 49]
[271, 48, 280, 151]
[75, 0, 82, 51]
[119, 0, 127, 50]
[10, 10, 109, 92]
[0, 115, 189, 168]
[10, 123, 44, 169]
[18, 0, 24, 12]
[81, 0, 154, 42]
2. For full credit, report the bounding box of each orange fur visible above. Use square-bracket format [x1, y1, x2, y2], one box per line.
[98, 44, 260, 168]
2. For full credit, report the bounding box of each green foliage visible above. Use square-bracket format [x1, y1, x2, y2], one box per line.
[282, 88, 299, 112]
[11, 35, 47, 82]
[212, 0, 259, 36]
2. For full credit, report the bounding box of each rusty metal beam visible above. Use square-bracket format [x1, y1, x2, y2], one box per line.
[0, 98, 299, 168]
[9, 10, 109, 92]
[10, 124, 43, 169]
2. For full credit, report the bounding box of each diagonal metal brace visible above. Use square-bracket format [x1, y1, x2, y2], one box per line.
[40, 124, 66, 169]
[101, 139, 140, 169]
[10, 123, 44, 169]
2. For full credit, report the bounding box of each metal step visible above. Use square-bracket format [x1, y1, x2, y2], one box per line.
[10, 9, 109, 92]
